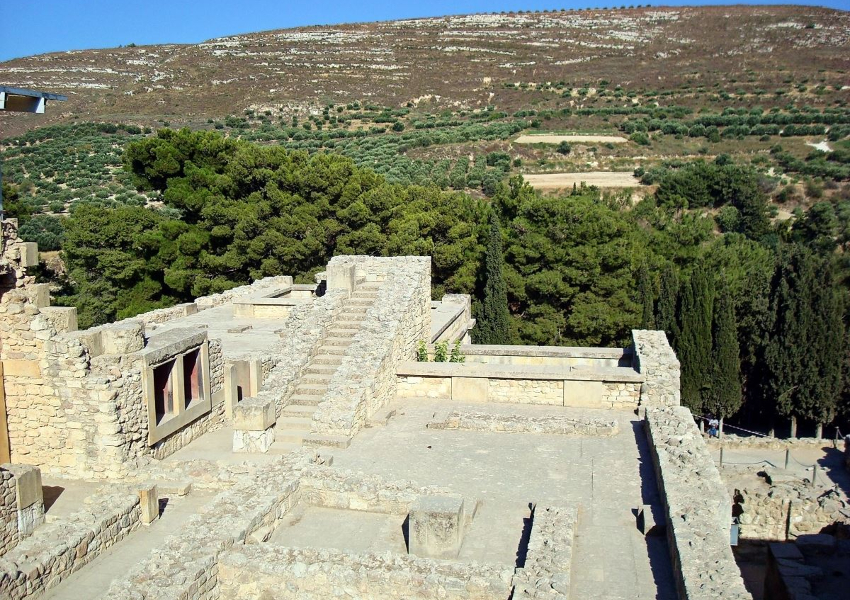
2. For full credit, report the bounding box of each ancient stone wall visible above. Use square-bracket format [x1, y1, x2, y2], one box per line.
[0, 219, 36, 293]
[645, 406, 749, 600]
[512, 505, 578, 600]
[427, 410, 619, 436]
[251, 288, 349, 418]
[735, 476, 849, 540]
[102, 452, 313, 600]
[218, 545, 513, 600]
[312, 256, 431, 438]
[0, 469, 16, 555]
[632, 330, 680, 407]
[0, 485, 141, 600]
[397, 363, 642, 410]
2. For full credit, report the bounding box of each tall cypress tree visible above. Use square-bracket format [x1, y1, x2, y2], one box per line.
[710, 277, 742, 421]
[637, 261, 655, 329]
[655, 264, 679, 340]
[676, 267, 715, 414]
[476, 212, 511, 344]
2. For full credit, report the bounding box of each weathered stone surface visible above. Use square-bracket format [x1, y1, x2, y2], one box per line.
[428, 410, 618, 436]
[512, 505, 577, 600]
[233, 427, 275, 453]
[138, 484, 159, 525]
[409, 494, 466, 559]
[632, 330, 680, 407]
[645, 406, 749, 600]
[233, 397, 276, 431]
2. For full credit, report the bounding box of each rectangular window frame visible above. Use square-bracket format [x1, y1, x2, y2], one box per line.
[143, 341, 211, 445]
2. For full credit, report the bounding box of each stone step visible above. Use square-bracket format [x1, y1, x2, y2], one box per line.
[328, 328, 358, 337]
[302, 373, 332, 385]
[335, 320, 364, 329]
[348, 299, 374, 306]
[295, 383, 328, 396]
[274, 431, 307, 445]
[313, 356, 343, 366]
[282, 404, 319, 418]
[305, 364, 337, 375]
[317, 345, 347, 356]
[276, 417, 313, 432]
[323, 337, 353, 347]
[268, 441, 301, 454]
[288, 394, 324, 406]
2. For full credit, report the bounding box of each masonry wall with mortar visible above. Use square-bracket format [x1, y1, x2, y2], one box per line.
[0, 485, 141, 600]
[511, 505, 578, 600]
[217, 545, 514, 600]
[312, 256, 431, 438]
[0, 468, 17, 556]
[645, 406, 749, 600]
[632, 330, 681, 407]
[0, 270, 295, 477]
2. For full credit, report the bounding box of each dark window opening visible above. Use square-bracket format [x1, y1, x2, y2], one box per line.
[183, 348, 204, 408]
[153, 360, 175, 424]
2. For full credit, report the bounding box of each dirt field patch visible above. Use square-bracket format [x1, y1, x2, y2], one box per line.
[514, 135, 628, 144]
[524, 172, 641, 189]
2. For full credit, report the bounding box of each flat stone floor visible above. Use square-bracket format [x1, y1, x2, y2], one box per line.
[332, 398, 678, 600]
[270, 505, 408, 554]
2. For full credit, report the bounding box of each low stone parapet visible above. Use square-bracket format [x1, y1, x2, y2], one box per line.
[511, 505, 578, 599]
[427, 410, 618, 436]
[217, 545, 514, 600]
[397, 362, 642, 409]
[0, 485, 141, 600]
[645, 406, 749, 600]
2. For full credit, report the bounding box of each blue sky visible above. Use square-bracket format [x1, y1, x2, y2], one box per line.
[0, 0, 846, 62]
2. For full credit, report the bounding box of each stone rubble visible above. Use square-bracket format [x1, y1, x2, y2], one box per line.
[427, 411, 619, 437]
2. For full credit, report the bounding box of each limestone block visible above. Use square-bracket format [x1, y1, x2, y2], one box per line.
[4, 463, 43, 510]
[326, 263, 355, 293]
[139, 484, 159, 524]
[101, 320, 145, 354]
[1, 359, 41, 377]
[20, 242, 39, 267]
[409, 494, 466, 559]
[249, 359, 263, 396]
[224, 363, 239, 418]
[233, 398, 276, 431]
[452, 377, 488, 403]
[40, 306, 78, 333]
[233, 428, 275, 453]
[563, 380, 603, 408]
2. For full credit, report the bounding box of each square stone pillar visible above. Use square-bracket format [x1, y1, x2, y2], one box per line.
[4, 464, 45, 537]
[326, 263, 355, 295]
[138, 484, 159, 525]
[408, 494, 466, 559]
[233, 397, 276, 453]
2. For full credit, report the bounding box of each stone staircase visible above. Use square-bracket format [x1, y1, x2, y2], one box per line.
[271, 282, 381, 448]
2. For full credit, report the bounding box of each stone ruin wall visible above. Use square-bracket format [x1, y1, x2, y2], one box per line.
[0, 485, 141, 600]
[248, 288, 349, 419]
[646, 406, 750, 600]
[0, 468, 16, 555]
[0, 287, 230, 477]
[632, 329, 681, 407]
[733, 474, 849, 541]
[512, 505, 577, 600]
[312, 256, 431, 438]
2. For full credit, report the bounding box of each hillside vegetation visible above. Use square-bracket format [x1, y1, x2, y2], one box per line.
[2, 6, 850, 436]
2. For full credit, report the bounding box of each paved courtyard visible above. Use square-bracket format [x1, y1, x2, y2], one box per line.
[332, 398, 678, 600]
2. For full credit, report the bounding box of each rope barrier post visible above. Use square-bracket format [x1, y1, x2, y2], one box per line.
[811, 465, 818, 488]
[785, 448, 790, 470]
[719, 446, 724, 469]
[785, 500, 793, 541]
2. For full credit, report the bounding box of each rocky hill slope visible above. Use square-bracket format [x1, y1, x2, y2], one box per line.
[1, 5, 848, 137]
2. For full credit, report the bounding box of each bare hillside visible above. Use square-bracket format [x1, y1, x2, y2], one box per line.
[1, 6, 848, 137]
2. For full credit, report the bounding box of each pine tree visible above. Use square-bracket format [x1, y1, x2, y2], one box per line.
[476, 212, 511, 344]
[710, 277, 742, 421]
[675, 267, 714, 414]
[654, 264, 679, 340]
